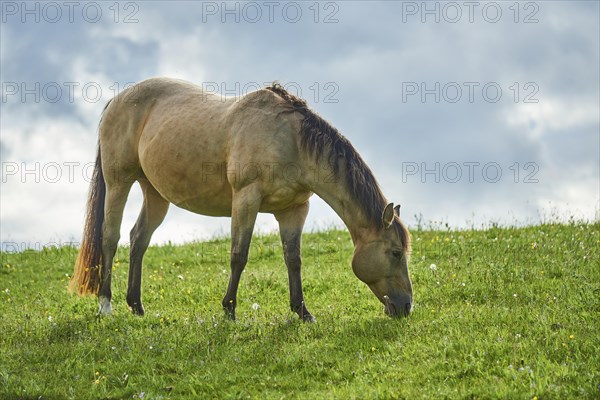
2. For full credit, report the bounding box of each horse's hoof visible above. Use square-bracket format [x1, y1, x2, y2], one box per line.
[129, 304, 145, 316]
[301, 314, 316, 323]
[224, 308, 236, 321]
[223, 299, 236, 321]
[97, 296, 113, 315]
[293, 303, 315, 322]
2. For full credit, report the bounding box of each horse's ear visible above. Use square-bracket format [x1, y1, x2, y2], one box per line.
[382, 203, 395, 229]
[394, 204, 401, 218]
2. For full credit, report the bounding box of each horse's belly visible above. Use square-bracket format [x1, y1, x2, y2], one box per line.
[145, 166, 234, 216]
[173, 191, 233, 216]
[139, 138, 234, 216]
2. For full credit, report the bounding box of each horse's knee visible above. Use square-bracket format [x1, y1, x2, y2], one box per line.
[102, 230, 120, 253]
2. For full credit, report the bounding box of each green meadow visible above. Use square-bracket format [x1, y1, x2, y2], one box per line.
[1, 222, 599, 399]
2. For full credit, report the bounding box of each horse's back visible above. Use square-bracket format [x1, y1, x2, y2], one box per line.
[100, 78, 309, 216]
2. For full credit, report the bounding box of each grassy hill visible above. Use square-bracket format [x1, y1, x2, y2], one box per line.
[1, 223, 599, 399]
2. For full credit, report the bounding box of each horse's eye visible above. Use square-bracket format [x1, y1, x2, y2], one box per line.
[392, 250, 402, 259]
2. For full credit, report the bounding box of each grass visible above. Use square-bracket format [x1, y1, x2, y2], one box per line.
[1, 222, 599, 399]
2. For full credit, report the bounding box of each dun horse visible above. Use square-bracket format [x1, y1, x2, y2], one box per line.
[70, 78, 412, 321]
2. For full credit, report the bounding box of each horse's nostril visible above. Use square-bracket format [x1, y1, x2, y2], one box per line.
[404, 302, 412, 315]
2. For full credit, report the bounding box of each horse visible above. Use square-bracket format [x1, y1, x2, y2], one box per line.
[69, 77, 412, 321]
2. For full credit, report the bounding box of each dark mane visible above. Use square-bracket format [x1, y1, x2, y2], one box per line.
[265, 83, 410, 251]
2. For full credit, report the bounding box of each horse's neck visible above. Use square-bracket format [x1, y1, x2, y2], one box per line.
[304, 163, 379, 244]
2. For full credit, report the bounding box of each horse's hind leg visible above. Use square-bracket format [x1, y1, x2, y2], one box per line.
[275, 202, 315, 322]
[98, 180, 134, 314]
[127, 178, 169, 315]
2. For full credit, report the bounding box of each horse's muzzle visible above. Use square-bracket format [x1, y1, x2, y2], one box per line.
[383, 294, 412, 318]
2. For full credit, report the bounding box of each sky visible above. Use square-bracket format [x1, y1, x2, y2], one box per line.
[1, 1, 599, 250]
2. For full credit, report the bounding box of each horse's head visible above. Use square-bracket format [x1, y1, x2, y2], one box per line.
[352, 203, 412, 317]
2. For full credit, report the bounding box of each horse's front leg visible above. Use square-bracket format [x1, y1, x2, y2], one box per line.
[222, 185, 261, 320]
[275, 201, 315, 322]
